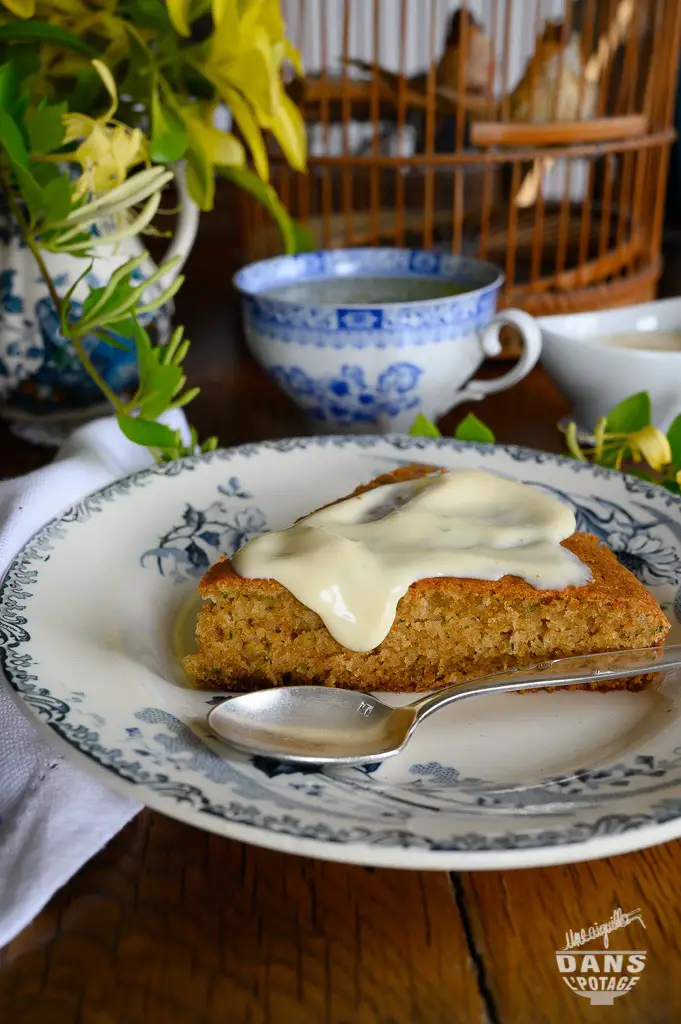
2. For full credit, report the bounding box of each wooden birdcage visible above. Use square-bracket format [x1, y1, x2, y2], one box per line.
[235, 0, 681, 317]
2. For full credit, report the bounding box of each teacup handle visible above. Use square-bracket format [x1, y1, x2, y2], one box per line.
[451, 309, 543, 406]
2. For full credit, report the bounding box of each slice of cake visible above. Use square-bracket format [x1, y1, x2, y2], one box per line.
[183, 464, 670, 692]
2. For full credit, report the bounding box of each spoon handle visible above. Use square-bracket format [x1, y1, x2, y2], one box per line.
[410, 644, 681, 724]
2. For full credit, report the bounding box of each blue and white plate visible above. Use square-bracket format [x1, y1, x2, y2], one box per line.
[2, 436, 681, 870]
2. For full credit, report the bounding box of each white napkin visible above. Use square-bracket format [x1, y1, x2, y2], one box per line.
[0, 411, 191, 948]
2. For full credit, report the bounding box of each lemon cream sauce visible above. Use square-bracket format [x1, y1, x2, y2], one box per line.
[231, 469, 591, 653]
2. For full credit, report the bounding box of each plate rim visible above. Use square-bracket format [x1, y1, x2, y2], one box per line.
[2, 434, 681, 871]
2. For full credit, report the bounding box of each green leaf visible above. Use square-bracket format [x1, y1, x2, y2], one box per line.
[130, 319, 156, 378]
[605, 392, 651, 434]
[104, 316, 138, 341]
[183, 65, 214, 101]
[171, 385, 199, 409]
[40, 174, 72, 225]
[218, 164, 298, 253]
[408, 413, 441, 438]
[31, 162, 59, 186]
[292, 222, 316, 254]
[596, 447, 621, 469]
[0, 47, 39, 115]
[667, 414, 681, 469]
[117, 413, 182, 449]
[150, 85, 188, 163]
[185, 141, 214, 211]
[42, 227, 92, 253]
[129, 320, 183, 418]
[138, 367, 183, 418]
[94, 327, 134, 352]
[454, 412, 496, 444]
[161, 325, 184, 364]
[0, 62, 16, 113]
[81, 279, 135, 325]
[0, 21, 97, 57]
[66, 69, 102, 115]
[13, 166, 45, 224]
[0, 108, 28, 166]
[26, 102, 66, 155]
[663, 478, 681, 495]
[119, 0, 172, 30]
[60, 261, 93, 336]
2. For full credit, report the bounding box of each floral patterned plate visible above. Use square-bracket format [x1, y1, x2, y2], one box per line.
[2, 436, 681, 870]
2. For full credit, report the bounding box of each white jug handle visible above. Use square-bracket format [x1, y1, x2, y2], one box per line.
[449, 309, 543, 406]
[159, 162, 200, 288]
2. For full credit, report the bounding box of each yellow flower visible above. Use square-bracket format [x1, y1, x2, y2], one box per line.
[565, 421, 587, 462]
[61, 60, 147, 199]
[627, 425, 673, 471]
[199, 0, 305, 182]
[181, 103, 245, 209]
[166, 0, 191, 37]
[1, 0, 35, 16]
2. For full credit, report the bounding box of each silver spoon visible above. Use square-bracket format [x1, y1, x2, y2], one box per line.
[207, 644, 681, 767]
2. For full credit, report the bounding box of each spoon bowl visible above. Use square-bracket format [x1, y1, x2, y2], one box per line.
[208, 645, 681, 767]
[207, 687, 416, 765]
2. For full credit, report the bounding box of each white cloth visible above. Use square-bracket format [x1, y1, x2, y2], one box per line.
[0, 411, 190, 948]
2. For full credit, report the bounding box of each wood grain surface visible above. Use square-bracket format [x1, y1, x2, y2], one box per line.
[0, 814, 488, 1024]
[1, 210, 681, 1023]
[461, 845, 681, 1023]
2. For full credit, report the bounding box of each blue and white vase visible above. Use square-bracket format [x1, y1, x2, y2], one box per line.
[0, 166, 199, 425]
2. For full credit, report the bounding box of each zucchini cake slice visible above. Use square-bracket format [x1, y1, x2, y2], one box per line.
[183, 464, 670, 692]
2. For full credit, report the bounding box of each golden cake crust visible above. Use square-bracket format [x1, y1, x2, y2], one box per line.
[184, 463, 670, 692]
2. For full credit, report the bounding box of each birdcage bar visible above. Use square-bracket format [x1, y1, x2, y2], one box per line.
[450, 0, 467, 253]
[296, 132, 674, 166]
[478, 0, 499, 259]
[369, 0, 382, 244]
[500, 0, 514, 119]
[651, 0, 681, 257]
[613, 0, 639, 257]
[236, 0, 681, 317]
[340, 0, 352, 245]
[394, 0, 409, 245]
[422, 0, 439, 248]
[319, 6, 332, 247]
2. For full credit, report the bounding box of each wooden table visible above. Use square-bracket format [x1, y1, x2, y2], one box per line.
[1, 229, 681, 1024]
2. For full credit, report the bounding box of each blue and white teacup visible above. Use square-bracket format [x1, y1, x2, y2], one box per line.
[234, 248, 542, 433]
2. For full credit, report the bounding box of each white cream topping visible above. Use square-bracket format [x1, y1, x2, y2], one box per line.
[231, 469, 591, 653]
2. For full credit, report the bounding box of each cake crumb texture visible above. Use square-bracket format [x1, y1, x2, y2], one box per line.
[183, 463, 670, 693]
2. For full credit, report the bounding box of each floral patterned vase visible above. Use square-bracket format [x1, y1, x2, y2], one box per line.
[0, 169, 199, 426]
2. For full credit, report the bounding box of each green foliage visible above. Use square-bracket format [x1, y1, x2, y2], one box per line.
[605, 392, 651, 434]
[0, 0, 309, 461]
[565, 392, 680, 493]
[0, 70, 73, 230]
[291, 222, 317, 254]
[26, 102, 66, 154]
[409, 412, 497, 443]
[119, 0, 172, 31]
[117, 413, 183, 449]
[454, 412, 496, 443]
[219, 164, 309, 255]
[667, 414, 681, 469]
[408, 413, 441, 438]
[150, 85, 188, 163]
[52, 256, 217, 459]
[0, 21, 97, 57]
